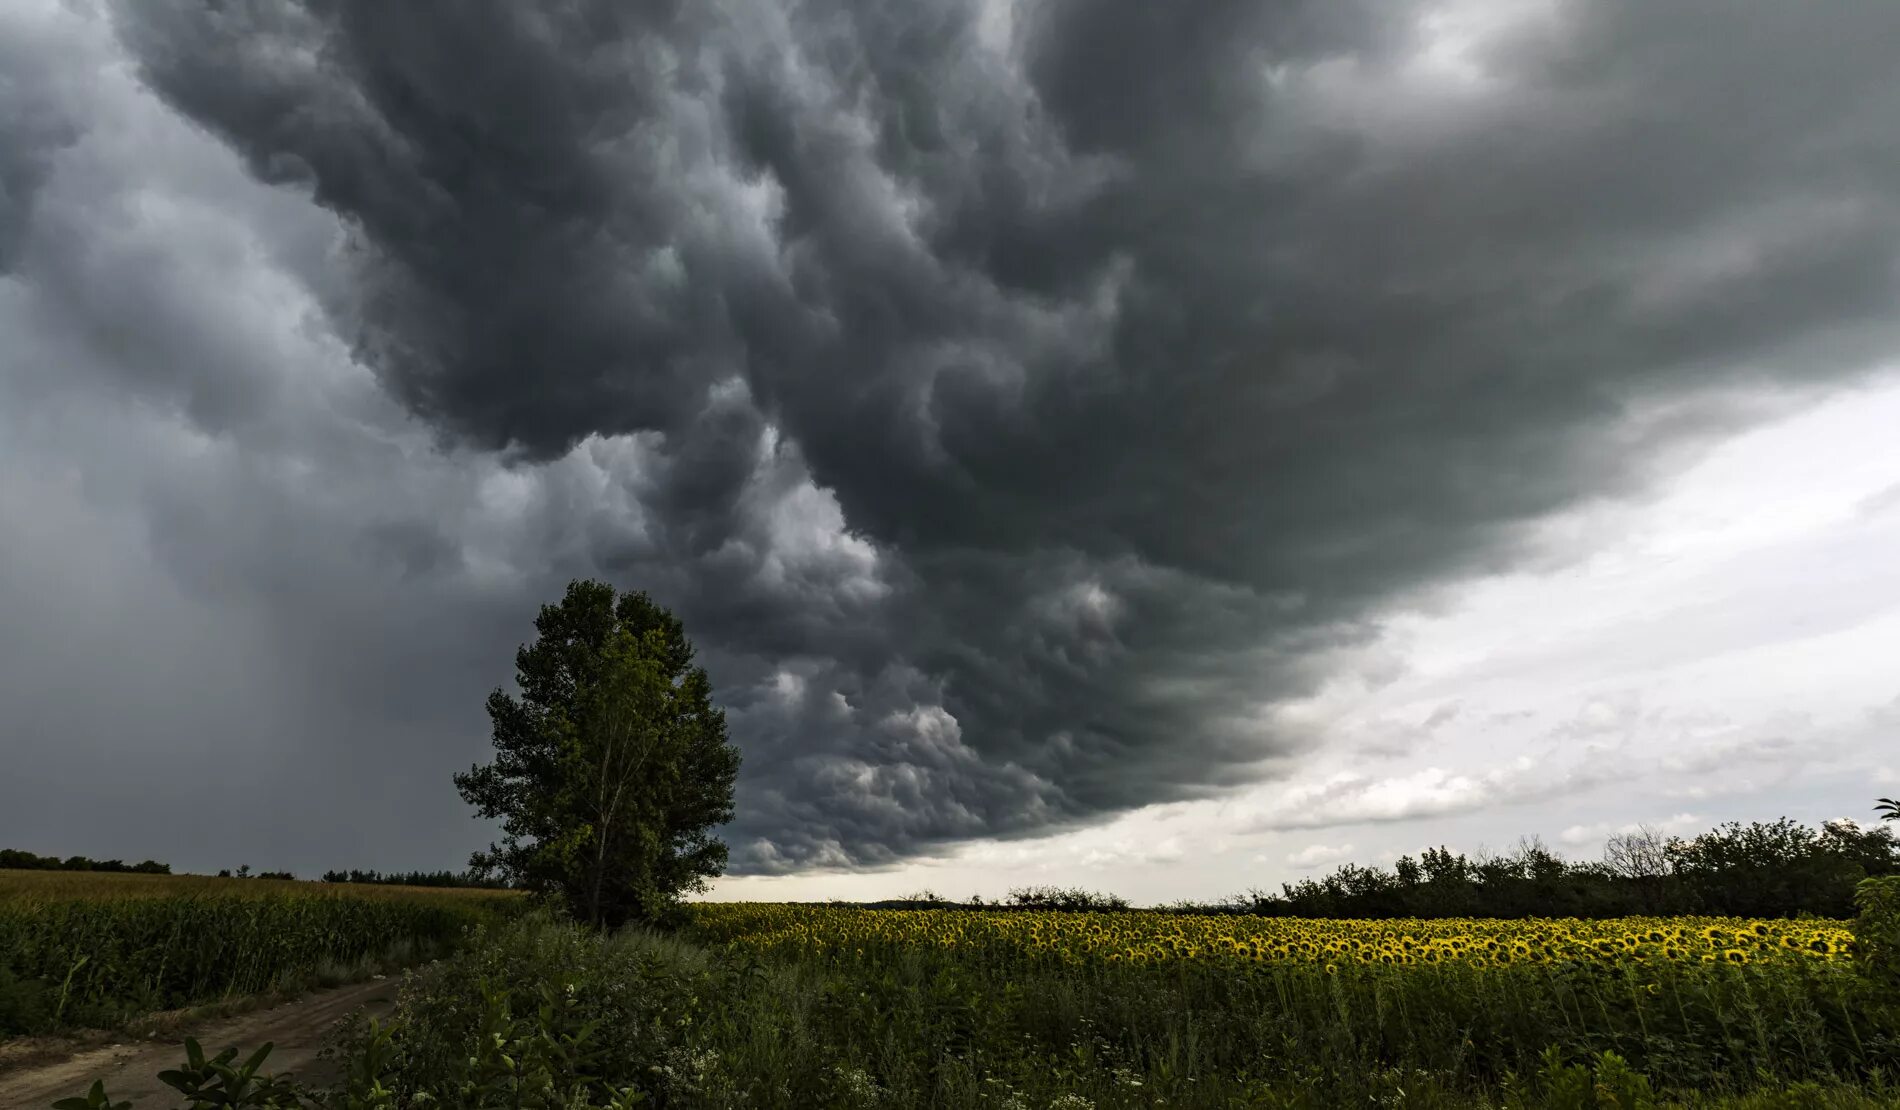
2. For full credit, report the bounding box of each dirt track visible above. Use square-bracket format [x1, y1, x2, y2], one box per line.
[0, 979, 397, 1110]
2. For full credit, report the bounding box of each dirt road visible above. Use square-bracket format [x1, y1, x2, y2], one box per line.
[0, 979, 397, 1110]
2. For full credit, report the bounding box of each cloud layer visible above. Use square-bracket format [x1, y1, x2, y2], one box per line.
[4, 0, 1900, 874]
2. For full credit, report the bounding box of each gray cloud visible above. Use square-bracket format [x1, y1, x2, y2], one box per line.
[1242, 759, 1623, 833]
[0, 7, 85, 269]
[4, 0, 1900, 874]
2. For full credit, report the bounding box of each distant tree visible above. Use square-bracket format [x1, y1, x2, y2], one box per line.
[1666, 818, 1893, 918]
[1005, 885, 1131, 912]
[1217, 813, 1892, 921]
[1603, 825, 1673, 913]
[455, 579, 741, 928]
[318, 868, 509, 889]
[1, 850, 171, 875]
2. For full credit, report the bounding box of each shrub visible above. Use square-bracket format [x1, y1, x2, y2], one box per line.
[0, 964, 49, 1036]
[1855, 875, 1900, 989]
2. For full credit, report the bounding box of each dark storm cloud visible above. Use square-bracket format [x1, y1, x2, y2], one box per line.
[6, 0, 1900, 874]
[0, 12, 81, 269]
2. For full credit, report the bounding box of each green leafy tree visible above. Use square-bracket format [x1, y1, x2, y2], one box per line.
[455, 579, 741, 928]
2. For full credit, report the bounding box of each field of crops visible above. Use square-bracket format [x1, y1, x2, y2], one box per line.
[690, 903, 1857, 969]
[20, 888, 1900, 1108]
[0, 868, 516, 904]
[0, 869, 522, 1033]
[667, 901, 1897, 1105]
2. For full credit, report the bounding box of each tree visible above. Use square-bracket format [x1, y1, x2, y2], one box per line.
[455, 579, 741, 928]
[1665, 818, 1881, 918]
[1878, 798, 1899, 823]
[1603, 824, 1672, 913]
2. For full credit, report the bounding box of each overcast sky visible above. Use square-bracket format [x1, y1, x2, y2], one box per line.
[2, 0, 1896, 902]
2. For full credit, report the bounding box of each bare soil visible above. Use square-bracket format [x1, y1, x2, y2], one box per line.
[0, 979, 397, 1109]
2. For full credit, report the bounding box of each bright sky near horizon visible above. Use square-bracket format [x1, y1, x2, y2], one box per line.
[709, 380, 1900, 903]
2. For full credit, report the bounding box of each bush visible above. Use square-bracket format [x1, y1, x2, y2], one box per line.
[1855, 875, 1900, 989]
[0, 964, 49, 1036]
[1004, 885, 1131, 912]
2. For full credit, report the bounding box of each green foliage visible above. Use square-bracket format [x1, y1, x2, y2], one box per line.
[1004, 885, 1131, 912]
[58, 914, 1900, 1109]
[0, 849, 169, 874]
[1669, 819, 1894, 918]
[318, 868, 511, 889]
[1854, 875, 1900, 990]
[1202, 818, 1900, 921]
[455, 579, 741, 928]
[50, 1080, 130, 1110]
[150, 1037, 306, 1109]
[0, 962, 49, 1034]
[1506, 1048, 1659, 1110]
[0, 891, 491, 1033]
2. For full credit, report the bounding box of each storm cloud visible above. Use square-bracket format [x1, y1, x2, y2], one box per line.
[4, 0, 1899, 874]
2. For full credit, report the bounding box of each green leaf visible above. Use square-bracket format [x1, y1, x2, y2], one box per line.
[241, 1042, 275, 1078]
[155, 1070, 193, 1094]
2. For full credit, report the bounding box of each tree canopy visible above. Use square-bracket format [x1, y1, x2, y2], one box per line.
[455, 580, 741, 927]
[1183, 816, 1900, 921]
[0, 849, 169, 874]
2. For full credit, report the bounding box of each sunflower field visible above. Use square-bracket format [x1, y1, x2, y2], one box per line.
[682, 903, 1894, 1101]
[688, 903, 1855, 969]
[32, 900, 1900, 1107]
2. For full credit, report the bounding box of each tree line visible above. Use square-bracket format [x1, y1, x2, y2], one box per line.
[0, 849, 170, 874]
[851, 812, 1899, 920]
[319, 868, 514, 889]
[867, 885, 1135, 912]
[0, 851, 510, 889]
[1195, 815, 1899, 920]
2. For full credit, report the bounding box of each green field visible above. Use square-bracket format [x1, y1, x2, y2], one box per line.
[0, 869, 522, 1034]
[25, 883, 1900, 1109]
